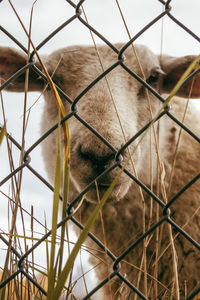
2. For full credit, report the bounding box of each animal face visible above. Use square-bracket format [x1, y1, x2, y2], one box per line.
[41, 44, 164, 202]
[0, 44, 199, 203]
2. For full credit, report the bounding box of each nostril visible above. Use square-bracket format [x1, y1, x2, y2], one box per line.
[79, 146, 115, 171]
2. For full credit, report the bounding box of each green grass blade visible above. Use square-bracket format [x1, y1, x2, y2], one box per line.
[58, 159, 70, 275]
[51, 168, 124, 299]
[47, 113, 62, 300]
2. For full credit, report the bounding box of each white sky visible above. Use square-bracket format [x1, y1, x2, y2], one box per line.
[0, 0, 199, 298]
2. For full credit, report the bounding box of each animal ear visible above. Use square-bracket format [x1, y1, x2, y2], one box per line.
[0, 46, 43, 92]
[160, 55, 200, 98]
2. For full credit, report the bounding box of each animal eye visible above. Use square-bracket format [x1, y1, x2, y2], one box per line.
[146, 71, 160, 84]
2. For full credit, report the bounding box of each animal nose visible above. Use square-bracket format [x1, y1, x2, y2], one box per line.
[79, 147, 115, 173]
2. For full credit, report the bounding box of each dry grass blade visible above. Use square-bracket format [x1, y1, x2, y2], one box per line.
[0, 125, 6, 145]
[44, 217, 50, 275]
[6, 3, 71, 298]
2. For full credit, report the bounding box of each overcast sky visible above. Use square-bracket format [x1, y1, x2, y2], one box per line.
[0, 0, 199, 297]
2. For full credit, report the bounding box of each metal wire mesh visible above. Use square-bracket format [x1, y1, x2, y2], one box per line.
[0, 0, 199, 299]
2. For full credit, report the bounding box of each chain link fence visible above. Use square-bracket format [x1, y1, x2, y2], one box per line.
[0, 0, 200, 299]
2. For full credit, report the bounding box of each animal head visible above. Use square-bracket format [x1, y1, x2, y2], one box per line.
[0, 44, 199, 203]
